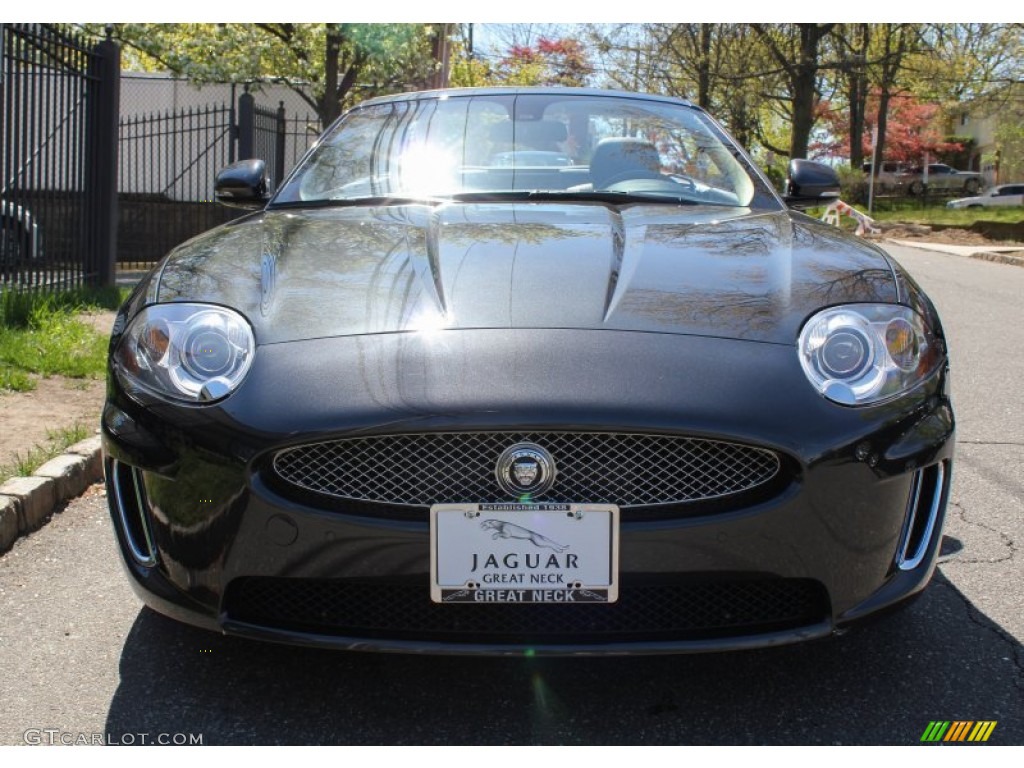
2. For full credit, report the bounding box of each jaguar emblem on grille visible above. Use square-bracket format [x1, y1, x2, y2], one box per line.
[496, 443, 556, 497]
[513, 461, 538, 486]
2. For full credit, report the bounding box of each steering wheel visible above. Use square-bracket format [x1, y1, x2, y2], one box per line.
[599, 171, 697, 192]
[598, 171, 704, 195]
[597, 170, 666, 189]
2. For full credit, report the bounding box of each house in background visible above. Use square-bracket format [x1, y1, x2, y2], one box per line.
[948, 85, 1024, 186]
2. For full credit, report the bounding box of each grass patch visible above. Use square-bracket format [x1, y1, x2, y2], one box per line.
[0, 421, 92, 481]
[0, 305, 108, 383]
[808, 199, 1024, 233]
[869, 206, 1024, 227]
[1, 285, 127, 328]
[0, 366, 34, 392]
[0, 287, 126, 393]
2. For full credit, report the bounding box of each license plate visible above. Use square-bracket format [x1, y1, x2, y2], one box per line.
[430, 503, 619, 603]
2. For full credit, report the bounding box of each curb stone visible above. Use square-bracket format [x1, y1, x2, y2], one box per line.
[0, 442, 104, 555]
[0, 494, 18, 552]
[966, 250, 1024, 268]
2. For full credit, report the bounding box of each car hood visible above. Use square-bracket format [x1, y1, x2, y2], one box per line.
[152, 203, 898, 345]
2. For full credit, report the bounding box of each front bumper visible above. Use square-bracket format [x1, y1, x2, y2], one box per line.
[103, 328, 955, 655]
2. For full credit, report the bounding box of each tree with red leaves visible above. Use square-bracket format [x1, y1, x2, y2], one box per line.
[495, 37, 592, 87]
[815, 90, 961, 164]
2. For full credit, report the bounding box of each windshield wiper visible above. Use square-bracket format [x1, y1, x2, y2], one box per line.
[270, 189, 729, 210]
[449, 190, 709, 206]
[270, 195, 454, 210]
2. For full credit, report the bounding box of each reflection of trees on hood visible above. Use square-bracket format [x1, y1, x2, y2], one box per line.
[154, 204, 897, 346]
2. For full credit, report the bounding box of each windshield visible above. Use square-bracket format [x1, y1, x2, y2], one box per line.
[274, 92, 778, 209]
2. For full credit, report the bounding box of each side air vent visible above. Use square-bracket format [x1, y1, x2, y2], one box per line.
[897, 461, 949, 571]
[108, 459, 158, 566]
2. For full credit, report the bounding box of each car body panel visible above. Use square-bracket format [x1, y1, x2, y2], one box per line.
[103, 325, 953, 653]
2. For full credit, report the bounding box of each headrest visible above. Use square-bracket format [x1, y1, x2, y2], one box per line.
[490, 119, 569, 146]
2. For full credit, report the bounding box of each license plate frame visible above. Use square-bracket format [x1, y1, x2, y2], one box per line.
[430, 502, 619, 604]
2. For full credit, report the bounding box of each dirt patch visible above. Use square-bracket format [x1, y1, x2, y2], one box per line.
[868, 224, 1024, 247]
[0, 310, 115, 472]
[0, 377, 106, 469]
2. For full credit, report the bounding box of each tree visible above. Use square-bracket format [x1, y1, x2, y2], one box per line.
[816, 90, 960, 163]
[863, 24, 919, 172]
[908, 24, 1024, 103]
[589, 23, 772, 152]
[492, 37, 593, 87]
[830, 24, 871, 168]
[102, 23, 440, 127]
[749, 23, 836, 160]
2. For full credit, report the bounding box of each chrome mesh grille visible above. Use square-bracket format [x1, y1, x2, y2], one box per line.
[271, 432, 781, 508]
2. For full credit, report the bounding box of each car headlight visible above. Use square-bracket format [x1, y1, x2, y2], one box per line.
[798, 304, 942, 406]
[114, 303, 255, 403]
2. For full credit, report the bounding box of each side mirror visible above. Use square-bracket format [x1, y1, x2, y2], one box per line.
[215, 159, 271, 210]
[783, 159, 841, 210]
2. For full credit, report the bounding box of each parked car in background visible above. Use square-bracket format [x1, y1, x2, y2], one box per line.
[946, 183, 1024, 209]
[861, 160, 911, 195]
[901, 163, 983, 196]
[0, 199, 41, 269]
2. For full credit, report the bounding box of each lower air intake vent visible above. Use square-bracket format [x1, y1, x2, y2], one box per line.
[898, 461, 949, 570]
[108, 459, 157, 566]
[225, 576, 830, 644]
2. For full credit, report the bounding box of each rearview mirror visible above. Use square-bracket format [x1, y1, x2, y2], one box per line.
[783, 159, 841, 210]
[215, 159, 271, 210]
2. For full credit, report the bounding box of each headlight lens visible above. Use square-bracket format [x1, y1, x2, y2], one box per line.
[798, 304, 941, 405]
[114, 304, 255, 403]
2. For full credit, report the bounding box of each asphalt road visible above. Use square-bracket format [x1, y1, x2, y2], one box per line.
[0, 245, 1020, 746]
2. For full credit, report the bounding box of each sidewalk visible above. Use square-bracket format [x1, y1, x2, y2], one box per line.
[887, 239, 1024, 267]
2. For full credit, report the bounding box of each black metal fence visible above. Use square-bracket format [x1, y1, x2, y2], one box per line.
[1, 23, 119, 290]
[118, 104, 239, 267]
[245, 97, 321, 191]
[117, 90, 319, 270]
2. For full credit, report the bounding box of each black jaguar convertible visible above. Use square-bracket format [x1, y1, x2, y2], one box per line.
[103, 87, 954, 654]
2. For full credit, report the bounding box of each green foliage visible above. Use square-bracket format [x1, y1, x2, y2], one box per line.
[101, 23, 439, 126]
[1, 287, 126, 329]
[588, 23, 1024, 169]
[836, 165, 869, 204]
[869, 205, 1024, 226]
[0, 366, 33, 392]
[449, 49, 493, 88]
[0, 289, 118, 392]
[994, 97, 1024, 182]
[758, 156, 789, 194]
[0, 308, 108, 380]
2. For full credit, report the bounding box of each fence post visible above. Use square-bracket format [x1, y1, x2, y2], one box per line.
[275, 101, 286, 189]
[238, 90, 255, 161]
[85, 31, 120, 287]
